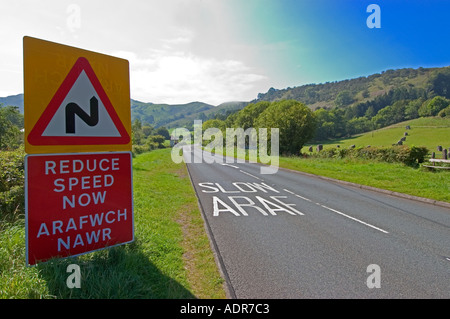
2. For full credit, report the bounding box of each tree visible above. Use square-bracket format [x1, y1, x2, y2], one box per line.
[418, 96, 449, 117]
[372, 100, 407, 128]
[203, 119, 226, 132]
[0, 106, 23, 128]
[0, 106, 23, 150]
[328, 108, 346, 138]
[202, 119, 226, 147]
[430, 68, 450, 98]
[142, 125, 154, 138]
[314, 108, 335, 140]
[155, 126, 170, 140]
[346, 117, 371, 136]
[131, 119, 144, 145]
[147, 135, 165, 149]
[255, 100, 316, 155]
[334, 90, 354, 108]
[231, 101, 270, 130]
[364, 105, 376, 119]
[404, 98, 424, 120]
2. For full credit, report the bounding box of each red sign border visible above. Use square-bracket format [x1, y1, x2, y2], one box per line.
[27, 57, 130, 146]
[25, 151, 134, 266]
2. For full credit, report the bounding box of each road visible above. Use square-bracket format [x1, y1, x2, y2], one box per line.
[183, 145, 450, 298]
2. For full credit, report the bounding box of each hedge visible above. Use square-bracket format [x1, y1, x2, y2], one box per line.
[311, 145, 429, 165]
[0, 148, 25, 221]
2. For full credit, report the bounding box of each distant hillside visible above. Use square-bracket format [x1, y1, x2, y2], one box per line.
[131, 100, 214, 127]
[3, 65, 450, 131]
[0, 94, 246, 129]
[132, 100, 205, 128]
[0, 94, 23, 113]
[253, 66, 446, 109]
[162, 101, 248, 129]
[131, 99, 247, 129]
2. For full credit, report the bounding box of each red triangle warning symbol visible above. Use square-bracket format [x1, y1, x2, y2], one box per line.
[27, 57, 130, 146]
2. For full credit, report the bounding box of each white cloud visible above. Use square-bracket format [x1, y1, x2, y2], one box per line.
[117, 49, 267, 105]
[0, 0, 270, 104]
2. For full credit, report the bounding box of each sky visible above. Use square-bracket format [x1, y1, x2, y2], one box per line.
[1, 0, 450, 105]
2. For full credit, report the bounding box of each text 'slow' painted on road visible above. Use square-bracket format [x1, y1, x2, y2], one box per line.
[198, 182, 304, 217]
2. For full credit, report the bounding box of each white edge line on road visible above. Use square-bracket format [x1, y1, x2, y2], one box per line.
[239, 170, 264, 181]
[283, 188, 389, 234]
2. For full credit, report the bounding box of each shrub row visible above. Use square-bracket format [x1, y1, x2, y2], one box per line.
[0, 148, 25, 220]
[132, 139, 166, 156]
[311, 145, 429, 165]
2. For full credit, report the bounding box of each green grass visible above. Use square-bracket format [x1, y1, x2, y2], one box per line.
[311, 117, 450, 154]
[0, 148, 225, 299]
[279, 156, 450, 203]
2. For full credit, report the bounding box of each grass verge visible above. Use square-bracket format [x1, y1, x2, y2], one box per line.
[0, 148, 225, 299]
[280, 156, 450, 203]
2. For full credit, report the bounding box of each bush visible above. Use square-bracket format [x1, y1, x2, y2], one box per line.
[0, 186, 25, 220]
[418, 96, 450, 117]
[312, 145, 428, 165]
[132, 144, 149, 156]
[408, 146, 429, 164]
[0, 148, 25, 220]
[438, 105, 450, 117]
[147, 135, 166, 149]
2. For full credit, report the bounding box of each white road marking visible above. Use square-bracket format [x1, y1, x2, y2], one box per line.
[221, 163, 239, 169]
[283, 189, 312, 202]
[239, 170, 264, 181]
[283, 188, 389, 234]
[319, 204, 389, 234]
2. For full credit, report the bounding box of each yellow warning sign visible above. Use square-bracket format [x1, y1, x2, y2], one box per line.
[24, 36, 131, 154]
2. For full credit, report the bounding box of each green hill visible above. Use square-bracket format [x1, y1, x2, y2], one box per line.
[0, 94, 24, 113]
[312, 117, 450, 154]
[131, 100, 247, 129]
[164, 101, 248, 129]
[131, 100, 213, 128]
[254, 66, 444, 109]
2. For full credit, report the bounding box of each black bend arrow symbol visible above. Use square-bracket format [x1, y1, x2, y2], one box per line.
[65, 96, 99, 134]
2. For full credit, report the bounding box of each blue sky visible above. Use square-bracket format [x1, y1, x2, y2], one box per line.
[1, 0, 450, 104]
[231, 0, 450, 87]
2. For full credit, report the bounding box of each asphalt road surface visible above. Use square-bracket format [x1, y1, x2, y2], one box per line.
[183, 145, 450, 298]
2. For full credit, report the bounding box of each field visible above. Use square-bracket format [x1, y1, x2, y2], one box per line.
[309, 117, 450, 156]
[281, 117, 450, 203]
[0, 148, 225, 299]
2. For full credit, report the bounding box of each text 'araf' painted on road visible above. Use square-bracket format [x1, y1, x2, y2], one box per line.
[198, 182, 304, 217]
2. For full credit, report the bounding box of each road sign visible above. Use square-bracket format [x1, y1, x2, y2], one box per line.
[24, 36, 131, 154]
[25, 152, 134, 265]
